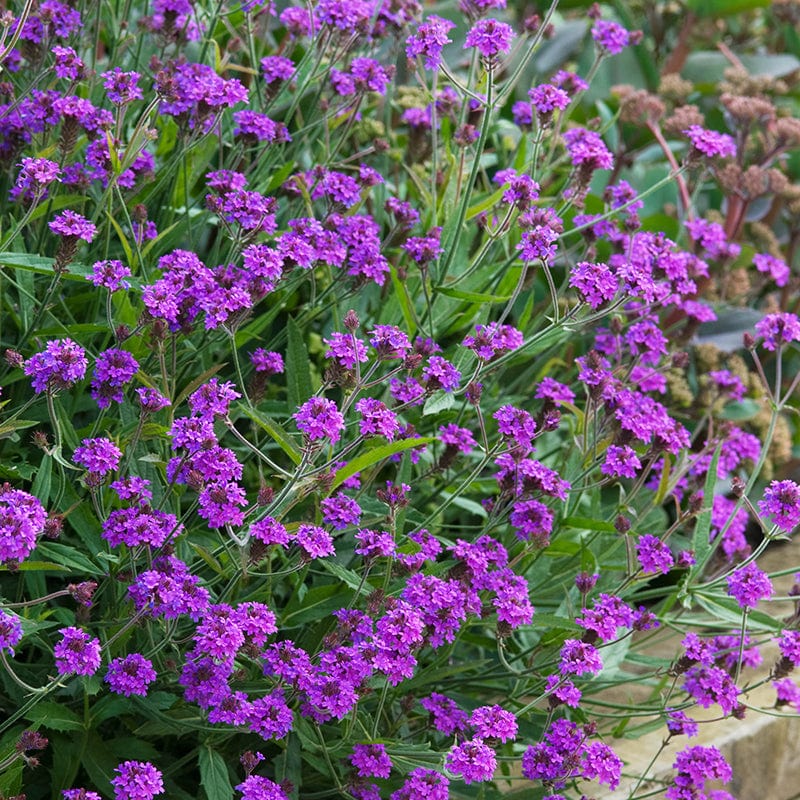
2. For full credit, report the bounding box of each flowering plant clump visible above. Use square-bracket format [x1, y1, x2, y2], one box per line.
[2, 1, 800, 799]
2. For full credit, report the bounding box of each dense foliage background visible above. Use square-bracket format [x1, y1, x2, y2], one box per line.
[3, 1, 800, 799]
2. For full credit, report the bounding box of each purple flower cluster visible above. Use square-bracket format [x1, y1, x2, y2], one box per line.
[24, 337, 87, 393]
[0, 609, 23, 655]
[0, 485, 47, 565]
[758, 479, 800, 532]
[105, 654, 157, 697]
[54, 627, 102, 676]
[521, 719, 621, 791]
[111, 761, 164, 800]
[726, 562, 774, 609]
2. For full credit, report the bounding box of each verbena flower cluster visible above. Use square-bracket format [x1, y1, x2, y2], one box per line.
[1, 1, 800, 799]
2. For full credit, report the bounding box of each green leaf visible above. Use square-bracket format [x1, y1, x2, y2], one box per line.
[282, 583, 344, 625]
[31, 454, 52, 504]
[422, 392, 455, 416]
[389, 264, 417, 337]
[36, 542, 100, 575]
[687, 444, 722, 586]
[0, 252, 90, 281]
[105, 209, 133, 266]
[320, 559, 369, 593]
[562, 517, 616, 533]
[434, 286, 511, 303]
[686, 0, 769, 15]
[0, 418, 37, 437]
[199, 744, 234, 800]
[25, 702, 83, 732]
[237, 404, 302, 465]
[286, 316, 312, 410]
[332, 437, 433, 489]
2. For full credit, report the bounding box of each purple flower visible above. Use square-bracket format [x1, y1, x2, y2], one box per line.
[420, 693, 468, 735]
[403, 228, 443, 264]
[569, 260, 618, 308]
[248, 690, 293, 740]
[637, 535, 674, 575]
[0, 486, 47, 565]
[601, 445, 641, 479]
[0, 609, 23, 655]
[583, 741, 623, 790]
[754, 253, 790, 287]
[469, 705, 517, 742]
[24, 337, 87, 393]
[464, 18, 515, 60]
[370, 325, 412, 359]
[52, 45, 85, 80]
[682, 664, 740, 715]
[510, 499, 553, 546]
[88, 259, 132, 291]
[684, 125, 736, 159]
[325, 332, 368, 370]
[356, 397, 400, 440]
[355, 528, 396, 559]
[390, 768, 449, 800]
[529, 83, 570, 115]
[559, 639, 603, 675]
[535, 377, 575, 405]
[666, 708, 699, 738]
[755, 312, 800, 351]
[563, 128, 614, 171]
[321, 492, 362, 530]
[91, 348, 139, 408]
[12, 157, 61, 201]
[111, 761, 164, 800]
[74, 438, 122, 475]
[439, 424, 476, 454]
[295, 523, 335, 559]
[188, 378, 241, 419]
[233, 111, 290, 144]
[102, 506, 181, 549]
[445, 739, 497, 784]
[48, 209, 96, 241]
[105, 654, 157, 696]
[668, 745, 732, 796]
[260, 55, 295, 84]
[235, 775, 289, 800]
[758, 479, 800, 532]
[63, 791, 101, 800]
[102, 68, 143, 104]
[54, 627, 102, 676]
[778, 630, 800, 666]
[591, 19, 630, 55]
[406, 16, 455, 70]
[294, 397, 346, 444]
[494, 405, 537, 451]
[350, 743, 392, 779]
[250, 517, 290, 547]
[128, 555, 209, 621]
[250, 349, 284, 374]
[422, 356, 461, 392]
[137, 387, 171, 413]
[727, 561, 773, 609]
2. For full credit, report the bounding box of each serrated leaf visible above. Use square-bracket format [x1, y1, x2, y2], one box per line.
[237, 404, 302, 465]
[199, 744, 234, 800]
[332, 437, 433, 489]
[286, 316, 312, 411]
[434, 286, 511, 303]
[422, 392, 455, 416]
[25, 701, 83, 732]
[320, 558, 369, 593]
